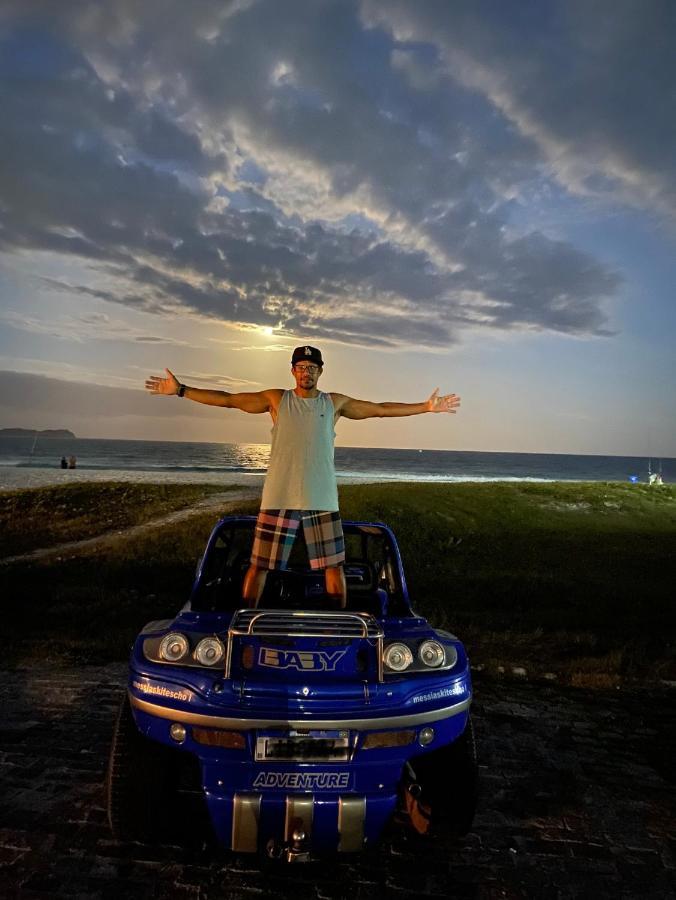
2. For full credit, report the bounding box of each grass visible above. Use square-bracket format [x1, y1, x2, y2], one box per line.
[339, 481, 676, 684]
[0, 482, 235, 556]
[1, 481, 675, 684]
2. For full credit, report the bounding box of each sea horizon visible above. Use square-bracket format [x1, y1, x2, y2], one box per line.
[0, 434, 672, 491]
[0, 430, 669, 459]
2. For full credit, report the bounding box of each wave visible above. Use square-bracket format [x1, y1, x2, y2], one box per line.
[335, 470, 556, 482]
[9, 460, 561, 480]
[3, 461, 565, 482]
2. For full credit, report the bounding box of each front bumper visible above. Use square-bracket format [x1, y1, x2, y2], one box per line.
[129, 690, 471, 731]
[128, 670, 471, 855]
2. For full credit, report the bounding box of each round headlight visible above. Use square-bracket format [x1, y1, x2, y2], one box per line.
[159, 632, 189, 662]
[445, 645, 458, 668]
[384, 642, 413, 672]
[418, 640, 445, 668]
[195, 637, 225, 667]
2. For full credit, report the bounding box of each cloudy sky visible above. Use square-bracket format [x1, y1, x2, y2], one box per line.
[0, 0, 674, 455]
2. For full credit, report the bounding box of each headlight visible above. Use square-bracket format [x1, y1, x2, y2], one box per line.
[418, 640, 445, 668]
[194, 637, 225, 666]
[383, 642, 413, 672]
[159, 632, 189, 662]
[444, 645, 458, 668]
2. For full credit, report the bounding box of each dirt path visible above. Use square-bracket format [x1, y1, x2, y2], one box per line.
[0, 667, 674, 898]
[0, 488, 260, 567]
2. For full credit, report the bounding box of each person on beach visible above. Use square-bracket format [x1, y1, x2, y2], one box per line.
[146, 346, 460, 608]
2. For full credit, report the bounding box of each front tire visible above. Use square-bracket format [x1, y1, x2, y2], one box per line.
[106, 694, 207, 844]
[409, 715, 478, 836]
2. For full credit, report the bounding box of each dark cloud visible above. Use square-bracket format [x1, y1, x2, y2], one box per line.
[0, 0, 637, 349]
[363, 0, 676, 216]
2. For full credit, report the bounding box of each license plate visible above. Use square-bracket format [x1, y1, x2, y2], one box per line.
[255, 730, 351, 762]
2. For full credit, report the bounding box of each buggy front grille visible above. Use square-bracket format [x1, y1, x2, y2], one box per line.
[225, 609, 384, 680]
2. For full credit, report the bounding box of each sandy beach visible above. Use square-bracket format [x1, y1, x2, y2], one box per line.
[0, 465, 266, 492]
[0, 466, 452, 492]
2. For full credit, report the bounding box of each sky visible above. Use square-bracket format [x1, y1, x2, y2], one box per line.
[0, 0, 674, 456]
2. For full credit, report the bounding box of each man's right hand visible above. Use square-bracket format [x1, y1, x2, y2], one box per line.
[145, 368, 180, 396]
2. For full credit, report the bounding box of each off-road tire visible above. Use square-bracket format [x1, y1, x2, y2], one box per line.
[106, 693, 207, 844]
[410, 714, 478, 836]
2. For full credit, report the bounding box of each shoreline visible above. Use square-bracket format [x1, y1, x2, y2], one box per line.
[0, 465, 643, 491]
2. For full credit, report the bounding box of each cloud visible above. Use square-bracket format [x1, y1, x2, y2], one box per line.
[0, 368, 260, 420]
[362, 0, 676, 219]
[177, 369, 261, 387]
[0, 306, 196, 346]
[233, 344, 293, 352]
[0, 0, 631, 350]
[0, 357, 140, 389]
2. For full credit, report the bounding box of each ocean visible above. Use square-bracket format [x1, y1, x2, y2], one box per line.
[0, 436, 671, 491]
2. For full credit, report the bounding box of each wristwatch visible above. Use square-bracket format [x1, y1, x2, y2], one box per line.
[177, 383, 186, 397]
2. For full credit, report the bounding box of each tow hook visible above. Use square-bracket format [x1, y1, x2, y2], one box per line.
[265, 826, 310, 863]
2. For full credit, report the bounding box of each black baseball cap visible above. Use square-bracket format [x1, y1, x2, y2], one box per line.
[291, 345, 324, 367]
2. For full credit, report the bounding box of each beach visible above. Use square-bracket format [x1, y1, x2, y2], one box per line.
[2, 437, 672, 490]
[0, 465, 267, 492]
[0, 466, 432, 492]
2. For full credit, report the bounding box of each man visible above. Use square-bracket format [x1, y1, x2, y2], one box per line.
[146, 346, 460, 608]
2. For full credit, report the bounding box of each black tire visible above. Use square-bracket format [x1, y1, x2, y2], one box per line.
[106, 694, 208, 844]
[409, 715, 478, 836]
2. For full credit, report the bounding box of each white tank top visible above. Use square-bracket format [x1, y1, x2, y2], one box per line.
[260, 390, 339, 511]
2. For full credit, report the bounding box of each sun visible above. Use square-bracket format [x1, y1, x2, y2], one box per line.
[260, 326, 274, 337]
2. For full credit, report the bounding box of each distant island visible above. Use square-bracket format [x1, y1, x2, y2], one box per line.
[0, 428, 76, 439]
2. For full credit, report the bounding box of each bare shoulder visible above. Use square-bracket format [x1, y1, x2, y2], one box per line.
[329, 392, 350, 413]
[264, 388, 285, 409]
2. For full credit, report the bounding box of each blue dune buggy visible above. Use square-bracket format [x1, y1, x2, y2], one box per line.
[107, 516, 477, 861]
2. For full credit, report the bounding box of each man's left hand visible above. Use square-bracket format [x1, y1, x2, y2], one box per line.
[426, 388, 461, 413]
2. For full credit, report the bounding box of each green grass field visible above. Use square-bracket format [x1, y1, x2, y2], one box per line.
[1, 481, 674, 684]
[0, 482, 233, 556]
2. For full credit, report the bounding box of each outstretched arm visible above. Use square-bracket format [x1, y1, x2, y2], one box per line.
[145, 369, 277, 414]
[334, 389, 460, 420]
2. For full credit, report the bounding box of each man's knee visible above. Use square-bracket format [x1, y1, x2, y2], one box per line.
[242, 563, 268, 608]
[324, 564, 346, 607]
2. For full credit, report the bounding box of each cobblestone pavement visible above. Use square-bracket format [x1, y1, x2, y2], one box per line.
[1, 666, 674, 899]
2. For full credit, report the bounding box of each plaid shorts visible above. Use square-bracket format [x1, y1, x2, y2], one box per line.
[250, 510, 345, 571]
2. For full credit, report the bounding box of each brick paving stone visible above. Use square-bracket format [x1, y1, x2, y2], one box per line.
[1, 665, 675, 898]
